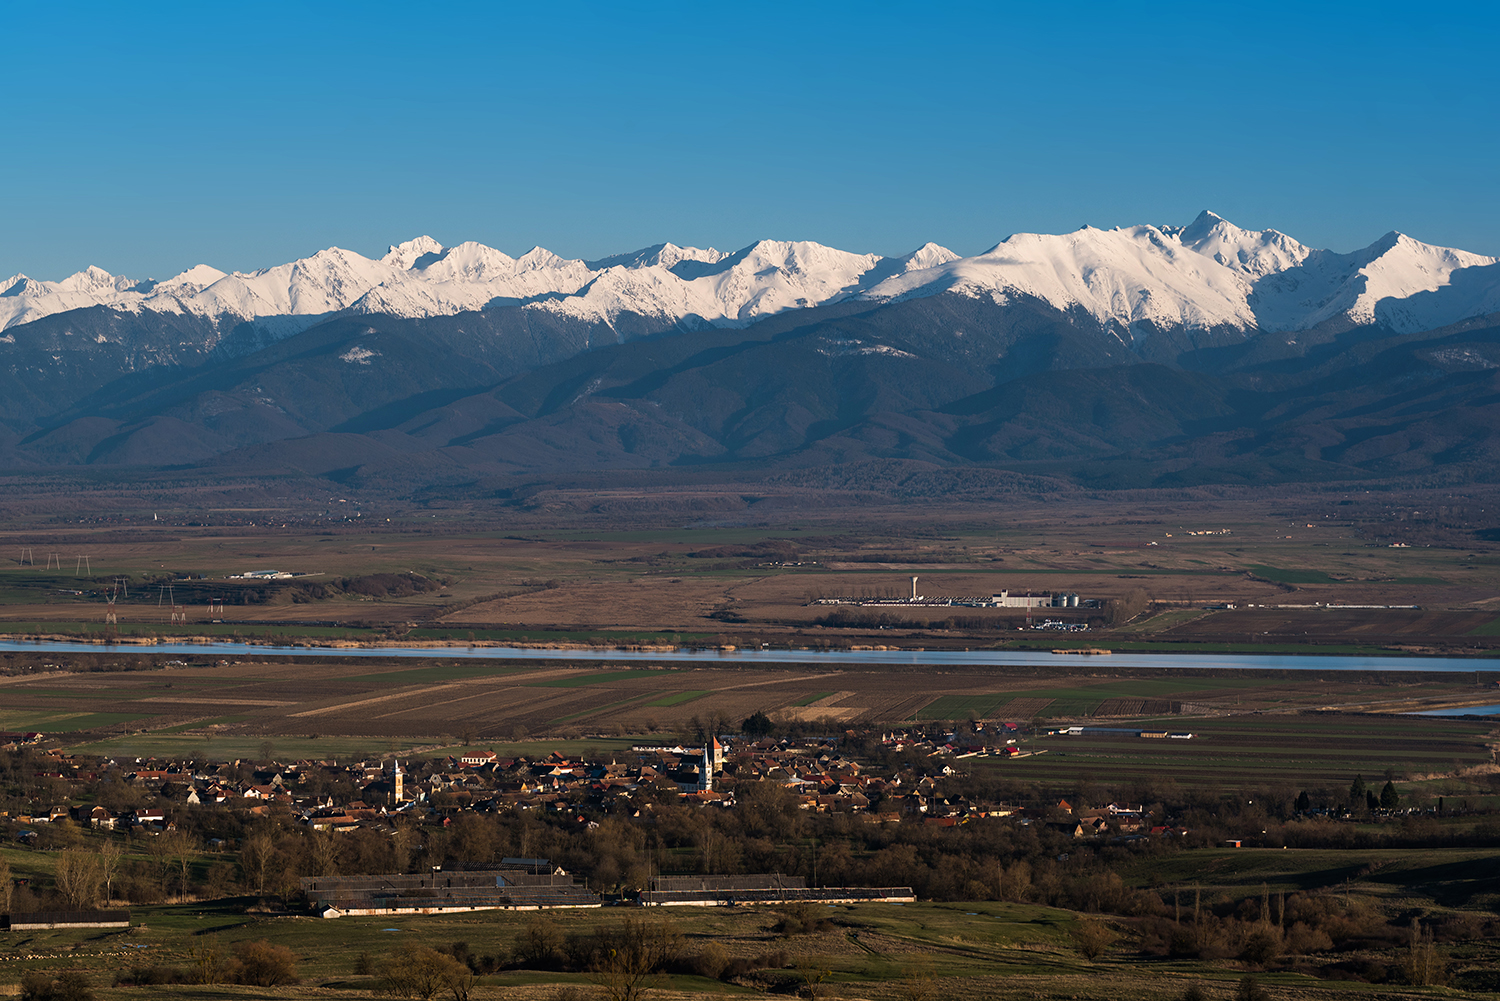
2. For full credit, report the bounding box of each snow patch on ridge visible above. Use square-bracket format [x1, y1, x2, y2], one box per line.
[4, 217, 1499, 348]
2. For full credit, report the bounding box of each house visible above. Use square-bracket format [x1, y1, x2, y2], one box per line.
[1044, 820, 1088, 838]
[70, 805, 116, 829]
[131, 809, 167, 829]
[459, 751, 498, 768]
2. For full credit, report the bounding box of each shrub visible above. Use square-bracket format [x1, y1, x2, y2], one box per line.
[1236, 974, 1271, 1001]
[516, 914, 568, 968]
[690, 941, 730, 979]
[722, 949, 790, 979]
[773, 902, 833, 936]
[20, 970, 93, 1001]
[233, 939, 299, 986]
[1240, 928, 1281, 966]
[112, 966, 186, 986]
[380, 943, 471, 1000]
[1068, 918, 1118, 961]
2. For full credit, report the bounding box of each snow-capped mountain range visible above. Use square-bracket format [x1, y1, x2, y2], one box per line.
[3, 211, 1497, 346]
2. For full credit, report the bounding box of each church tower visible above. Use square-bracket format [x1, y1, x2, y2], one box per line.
[392, 759, 404, 804]
[699, 743, 713, 792]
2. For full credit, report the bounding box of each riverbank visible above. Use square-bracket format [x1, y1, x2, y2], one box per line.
[1, 634, 1499, 672]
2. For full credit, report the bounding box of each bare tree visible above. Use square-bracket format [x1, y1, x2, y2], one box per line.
[589, 919, 681, 1001]
[167, 831, 198, 900]
[241, 831, 275, 895]
[54, 849, 105, 909]
[1401, 921, 1447, 986]
[310, 827, 341, 877]
[795, 956, 834, 1000]
[98, 841, 124, 905]
[1107, 588, 1150, 626]
[380, 943, 468, 1000]
[390, 820, 416, 874]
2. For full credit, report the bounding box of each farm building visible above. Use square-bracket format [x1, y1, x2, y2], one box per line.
[302, 866, 600, 917]
[637, 874, 915, 907]
[3, 910, 131, 930]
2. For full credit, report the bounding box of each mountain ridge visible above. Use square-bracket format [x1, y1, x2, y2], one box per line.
[5, 212, 1500, 492]
[6, 212, 1496, 350]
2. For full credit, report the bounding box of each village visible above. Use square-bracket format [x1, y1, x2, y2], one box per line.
[2, 724, 1175, 854]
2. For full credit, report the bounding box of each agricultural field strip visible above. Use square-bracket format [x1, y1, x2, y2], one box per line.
[287, 682, 468, 718]
[364, 684, 604, 720]
[0, 670, 69, 686]
[549, 690, 667, 724]
[697, 670, 847, 692]
[375, 687, 618, 724]
[284, 667, 594, 717]
[645, 690, 711, 707]
[150, 715, 251, 733]
[995, 749, 1486, 776]
[122, 696, 297, 706]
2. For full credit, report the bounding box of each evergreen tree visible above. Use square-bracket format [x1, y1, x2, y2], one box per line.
[1380, 781, 1399, 810]
[1349, 775, 1366, 805]
[742, 711, 774, 737]
[1294, 790, 1310, 813]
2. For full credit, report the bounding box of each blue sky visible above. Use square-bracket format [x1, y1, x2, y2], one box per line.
[3, 1, 1497, 279]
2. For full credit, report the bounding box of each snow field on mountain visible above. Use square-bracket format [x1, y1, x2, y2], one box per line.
[3, 211, 1497, 342]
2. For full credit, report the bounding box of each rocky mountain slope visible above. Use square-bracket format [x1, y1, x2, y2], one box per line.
[4, 212, 1498, 489]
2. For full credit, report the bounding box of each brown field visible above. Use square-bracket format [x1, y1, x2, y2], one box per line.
[0, 652, 1494, 802]
[0, 485, 1498, 655]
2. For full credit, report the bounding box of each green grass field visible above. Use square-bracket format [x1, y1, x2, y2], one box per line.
[647, 690, 711, 707]
[0, 620, 380, 639]
[406, 626, 714, 644]
[980, 713, 1494, 792]
[1116, 847, 1500, 905]
[1248, 565, 1338, 585]
[0, 710, 154, 732]
[531, 670, 664, 689]
[912, 676, 1320, 721]
[3, 887, 1492, 1000]
[64, 733, 446, 760]
[340, 663, 532, 685]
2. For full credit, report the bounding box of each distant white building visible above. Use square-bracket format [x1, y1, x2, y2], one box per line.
[990, 591, 1079, 608]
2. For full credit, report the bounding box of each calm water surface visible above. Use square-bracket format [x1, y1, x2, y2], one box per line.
[0, 639, 1494, 672]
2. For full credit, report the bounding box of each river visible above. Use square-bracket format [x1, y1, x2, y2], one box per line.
[0, 639, 1495, 672]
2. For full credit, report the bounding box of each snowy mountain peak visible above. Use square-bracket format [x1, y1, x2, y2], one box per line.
[1, 275, 45, 298]
[382, 236, 444, 270]
[515, 247, 574, 272]
[899, 242, 961, 271]
[57, 265, 133, 295]
[4, 217, 1499, 350]
[586, 243, 727, 272]
[863, 214, 1500, 339]
[1175, 209, 1312, 279]
[157, 264, 228, 291]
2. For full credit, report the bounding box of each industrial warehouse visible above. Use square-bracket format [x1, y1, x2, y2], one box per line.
[811, 577, 1092, 609]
